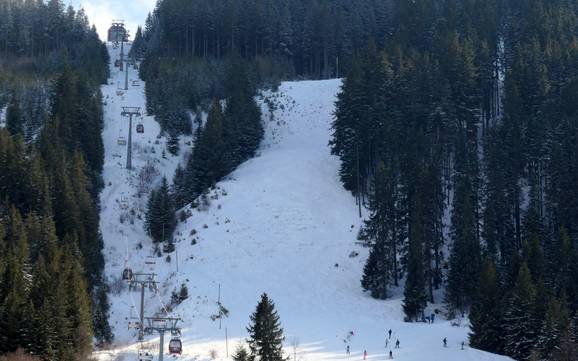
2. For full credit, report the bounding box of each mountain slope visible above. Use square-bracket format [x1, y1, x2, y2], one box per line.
[95, 44, 511, 361]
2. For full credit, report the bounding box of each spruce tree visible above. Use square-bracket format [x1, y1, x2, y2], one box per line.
[446, 134, 481, 315]
[503, 262, 539, 360]
[6, 95, 23, 137]
[247, 293, 286, 361]
[536, 295, 570, 361]
[469, 258, 504, 354]
[403, 195, 427, 322]
[146, 177, 176, 243]
[360, 162, 395, 299]
[233, 344, 250, 361]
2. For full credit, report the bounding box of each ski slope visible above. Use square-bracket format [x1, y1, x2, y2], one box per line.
[95, 44, 511, 361]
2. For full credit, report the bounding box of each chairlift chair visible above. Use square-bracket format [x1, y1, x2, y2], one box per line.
[119, 197, 129, 210]
[168, 338, 182, 355]
[132, 80, 140, 86]
[116, 90, 125, 96]
[145, 256, 156, 265]
[118, 136, 127, 146]
[122, 268, 133, 281]
[136, 123, 144, 133]
[138, 349, 154, 361]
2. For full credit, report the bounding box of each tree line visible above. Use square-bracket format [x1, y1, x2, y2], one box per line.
[331, 0, 578, 360]
[130, 0, 394, 137]
[0, 0, 108, 83]
[0, 1, 112, 359]
[145, 62, 263, 238]
[0, 67, 112, 359]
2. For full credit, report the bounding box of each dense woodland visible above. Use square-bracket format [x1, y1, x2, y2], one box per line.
[131, 0, 393, 136]
[0, 0, 111, 359]
[330, 0, 578, 360]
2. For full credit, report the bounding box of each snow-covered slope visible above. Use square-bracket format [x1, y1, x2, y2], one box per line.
[95, 44, 511, 361]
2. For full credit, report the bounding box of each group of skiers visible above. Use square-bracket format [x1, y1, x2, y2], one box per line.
[345, 328, 464, 359]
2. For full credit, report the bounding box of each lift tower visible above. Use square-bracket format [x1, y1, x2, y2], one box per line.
[127, 272, 158, 341]
[121, 107, 141, 170]
[144, 316, 182, 361]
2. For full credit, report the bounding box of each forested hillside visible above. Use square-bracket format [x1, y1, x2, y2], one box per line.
[0, 1, 111, 359]
[330, 0, 578, 360]
[131, 0, 393, 137]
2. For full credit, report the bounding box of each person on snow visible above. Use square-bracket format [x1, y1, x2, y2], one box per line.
[395, 339, 400, 349]
[346, 345, 350, 355]
[431, 313, 435, 323]
[461, 341, 465, 350]
[389, 350, 393, 359]
[443, 338, 447, 347]
[363, 350, 367, 360]
[388, 329, 392, 339]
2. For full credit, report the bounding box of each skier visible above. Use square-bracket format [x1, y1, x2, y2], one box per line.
[431, 313, 435, 323]
[395, 339, 400, 349]
[388, 329, 392, 339]
[443, 338, 447, 347]
[346, 345, 350, 356]
[363, 350, 367, 360]
[389, 350, 393, 359]
[461, 341, 465, 350]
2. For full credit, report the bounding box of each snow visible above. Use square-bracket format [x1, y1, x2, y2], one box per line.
[0, 106, 6, 128]
[95, 44, 511, 361]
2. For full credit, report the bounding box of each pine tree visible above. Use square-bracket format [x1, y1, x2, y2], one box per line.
[360, 162, 395, 299]
[469, 258, 504, 354]
[503, 262, 539, 360]
[446, 133, 481, 315]
[232, 344, 250, 361]
[6, 95, 23, 137]
[536, 295, 570, 360]
[403, 195, 427, 322]
[146, 177, 176, 243]
[247, 293, 286, 361]
[550, 324, 578, 361]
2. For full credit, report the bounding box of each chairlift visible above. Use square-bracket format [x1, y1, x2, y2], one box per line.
[116, 90, 125, 96]
[132, 80, 140, 86]
[122, 268, 133, 281]
[114, 59, 121, 67]
[138, 349, 154, 361]
[168, 338, 183, 355]
[136, 123, 144, 133]
[120, 197, 129, 210]
[145, 256, 156, 265]
[118, 136, 127, 146]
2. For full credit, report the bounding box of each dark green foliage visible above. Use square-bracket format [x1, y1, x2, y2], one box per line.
[536, 295, 571, 360]
[174, 101, 227, 206]
[232, 344, 250, 361]
[469, 258, 504, 353]
[173, 66, 263, 207]
[171, 283, 189, 306]
[247, 294, 286, 361]
[146, 177, 177, 243]
[402, 195, 427, 322]
[503, 263, 539, 360]
[0, 1, 108, 83]
[0, 2, 111, 353]
[137, 0, 393, 136]
[0, 207, 94, 360]
[361, 162, 397, 299]
[446, 134, 481, 315]
[5, 95, 23, 137]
